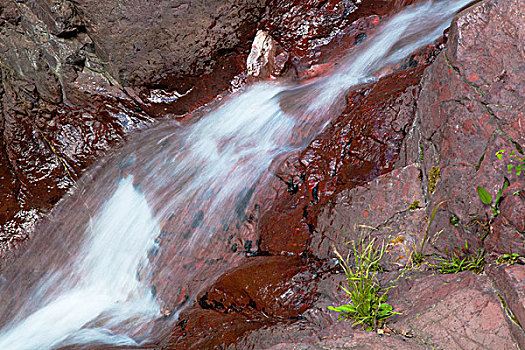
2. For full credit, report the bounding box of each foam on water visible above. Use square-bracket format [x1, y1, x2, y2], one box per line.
[0, 177, 159, 349]
[0, 1, 473, 348]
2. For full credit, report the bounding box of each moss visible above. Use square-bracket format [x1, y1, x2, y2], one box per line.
[407, 200, 420, 211]
[418, 140, 424, 161]
[428, 165, 441, 194]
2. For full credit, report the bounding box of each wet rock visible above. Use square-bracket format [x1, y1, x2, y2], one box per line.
[0, 0, 268, 252]
[260, 65, 431, 255]
[72, 0, 267, 117]
[163, 307, 267, 350]
[199, 256, 318, 319]
[74, 0, 266, 89]
[164, 256, 321, 349]
[261, 0, 421, 78]
[216, 0, 524, 348]
[225, 272, 428, 350]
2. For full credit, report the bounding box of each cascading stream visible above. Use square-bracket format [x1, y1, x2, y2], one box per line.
[0, 1, 473, 348]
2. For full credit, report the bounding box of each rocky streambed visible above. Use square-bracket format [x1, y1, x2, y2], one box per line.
[1, 0, 524, 349]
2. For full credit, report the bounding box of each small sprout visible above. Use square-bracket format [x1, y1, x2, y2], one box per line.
[476, 178, 509, 218]
[413, 201, 446, 264]
[418, 140, 424, 161]
[496, 253, 522, 265]
[449, 215, 459, 226]
[407, 200, 420, 211]
[496, 148, 525, 176]
[434, 244, 485, 274]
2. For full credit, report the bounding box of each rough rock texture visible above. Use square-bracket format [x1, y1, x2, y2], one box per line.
[164, 256, 324, 349]
[392, 272, 519, 349]
[2, 0, 524, 348]
[262, 0, 420, 78]
[0, 0, 268, 253]
[312, 164, 426, 268]
[73, 0, 266, 89]
[398, 0, 524, 256]
[302, 0, 524, 348]
[161, 0, 443, 348]
[170, 0, 525, 348]
[260, 64, 434, 256]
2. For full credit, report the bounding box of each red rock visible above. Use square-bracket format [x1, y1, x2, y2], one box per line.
[0, 0, 269, 251]
[163, 256, 320, 349]
[224, 0, 525, 347]
[260, 65, 431, 255]
[392, 272, 520, 349]
[487, 264, 525, 345]
[312, 164, 426, 268]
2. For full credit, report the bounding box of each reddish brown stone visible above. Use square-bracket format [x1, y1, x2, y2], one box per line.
[312, 164, 426, 268]
[487, 264, 525, 346]
[163, 256, 320, 349]
[260, 65, 430, 255]
[392, 272, 521, 349]
[262, 0, 421, 78]
[0, 0, 270, 251]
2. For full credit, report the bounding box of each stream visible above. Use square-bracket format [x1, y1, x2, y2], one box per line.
[0, 1, 473, 348]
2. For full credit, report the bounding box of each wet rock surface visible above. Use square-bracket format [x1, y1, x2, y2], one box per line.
[259, 63, 435, 256]
[244, 0, 524, 349]
[163, 256, 324, 349]
[1, 0, 524, 349]
[261, 0, 421, 78]
[0, 0, 268, 252]
[166, 0, 524, 348]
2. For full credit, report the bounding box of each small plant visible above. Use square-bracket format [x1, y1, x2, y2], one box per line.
[412, 200, 446, 264]
[496, 149, 525, 176]
[428, 165, 441, 194]
[496, 253, 523, 265]
[407, 200, 420, 211]
[434, 241, 485, 274]
[328, 237, 400, 331]
[449, 214, 459, 226]
[476, 177, 509, 217]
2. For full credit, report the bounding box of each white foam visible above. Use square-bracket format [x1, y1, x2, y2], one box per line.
[0, 1, 474, 348]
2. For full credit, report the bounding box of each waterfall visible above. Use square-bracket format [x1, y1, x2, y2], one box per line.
[0, 1, 473, 348]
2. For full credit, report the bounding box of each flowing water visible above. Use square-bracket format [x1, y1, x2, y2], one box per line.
[0, 1, 473, 348]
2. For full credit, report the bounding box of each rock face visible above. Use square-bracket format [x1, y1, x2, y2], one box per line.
[166, 0, 525, 348]
[74, 0, 266, 89]
[1, 0, 524, 348]
[0, 0, 267, 253]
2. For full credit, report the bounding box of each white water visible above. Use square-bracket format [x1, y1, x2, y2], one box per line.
[0, 1, 473, 348]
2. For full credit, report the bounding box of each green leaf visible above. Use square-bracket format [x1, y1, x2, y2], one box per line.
[477, 186, 492, 205]
[328, 304, 355, 313]
[378, 303, 393, 311]
[502, 177, 510, 192]
[496, 149, 506, 160]
[495, 177, 510, 206]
